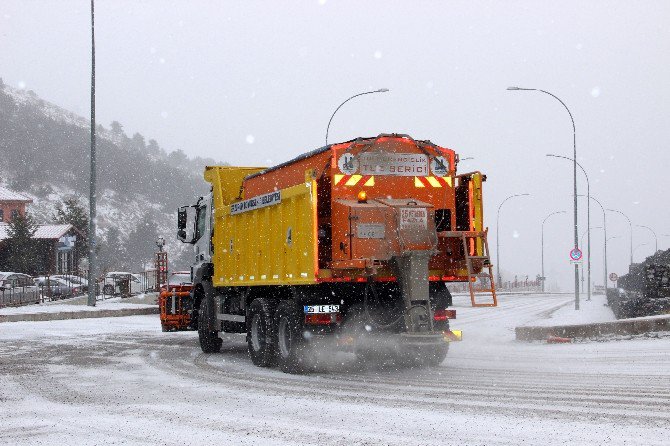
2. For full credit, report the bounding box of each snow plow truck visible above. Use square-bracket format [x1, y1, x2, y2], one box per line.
[177, 134, 496, 373]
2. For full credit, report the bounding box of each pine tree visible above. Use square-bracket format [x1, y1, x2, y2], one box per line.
[53, 197, 89, 260]
[3, 213, 39, 274]
[99, 227, 124, 272]
[124, 212, 159, 271]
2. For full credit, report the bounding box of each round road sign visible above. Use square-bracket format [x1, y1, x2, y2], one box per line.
[609, 272, 619, 282]
[569, 247, 583, 261]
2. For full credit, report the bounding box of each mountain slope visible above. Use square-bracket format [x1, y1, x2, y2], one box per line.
[0, 81, 220, 270]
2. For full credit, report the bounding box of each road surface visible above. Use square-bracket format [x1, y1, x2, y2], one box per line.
[1, 293, 668, 445]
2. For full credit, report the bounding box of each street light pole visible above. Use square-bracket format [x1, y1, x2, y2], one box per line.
[541, 210, 566, 293]
[496, 193, 530, 287]
[87, 0, 97, 307]
[548, 154, 591, 300]
[607, 209, 633, 265]
[578, 194, 608, 291]
[508, 86, 580, 310]
[635, 225, 658, 254]
[325, 88, 389, 146]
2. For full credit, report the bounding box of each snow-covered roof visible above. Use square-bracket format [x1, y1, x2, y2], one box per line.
[0, 223, 73, 241]
[34, 224, 73, 239]
[0, 187, 32, 203]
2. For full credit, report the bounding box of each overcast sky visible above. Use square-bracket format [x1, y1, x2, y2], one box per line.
[2, 1, 669, 291]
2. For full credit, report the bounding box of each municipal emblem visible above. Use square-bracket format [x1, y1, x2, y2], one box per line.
[338, 153, 358, 175]
[430, 156, 449, 177]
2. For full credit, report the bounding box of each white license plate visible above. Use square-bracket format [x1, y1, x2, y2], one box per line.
[304, 304, 340, 314]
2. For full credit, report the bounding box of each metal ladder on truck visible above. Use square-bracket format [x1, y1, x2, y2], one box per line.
[441, 230, 498, 307]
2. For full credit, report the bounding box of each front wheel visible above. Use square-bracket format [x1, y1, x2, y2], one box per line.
[275, 300, 310, 374]
[198, 297, 222, 353]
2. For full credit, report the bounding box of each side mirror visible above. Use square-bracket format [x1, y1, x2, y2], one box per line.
[177, 205, 197, 244]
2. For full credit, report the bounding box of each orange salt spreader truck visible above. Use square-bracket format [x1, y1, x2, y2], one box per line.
[177, 134, 496, 373]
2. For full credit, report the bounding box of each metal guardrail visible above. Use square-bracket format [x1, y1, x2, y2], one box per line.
[0, 286, 42, 307]
[0, 269, 161, 308]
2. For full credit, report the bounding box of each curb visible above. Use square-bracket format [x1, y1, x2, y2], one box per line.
[0, 307, 159, 323]
[515, 314, 670, 341]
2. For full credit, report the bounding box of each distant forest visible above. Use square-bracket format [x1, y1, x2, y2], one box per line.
[0, 78, 217, 213]
[0, 78, 225, 271]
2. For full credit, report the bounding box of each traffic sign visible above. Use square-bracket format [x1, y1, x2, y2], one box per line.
[569, 247, 583, 262]
[609, 272, 618, 282]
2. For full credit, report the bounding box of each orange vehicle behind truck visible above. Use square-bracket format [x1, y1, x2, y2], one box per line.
[159, 271, 194, 331]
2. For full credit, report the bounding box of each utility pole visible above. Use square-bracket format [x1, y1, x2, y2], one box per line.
[508, 87, 580, 310]
[87, 0, 97, 307]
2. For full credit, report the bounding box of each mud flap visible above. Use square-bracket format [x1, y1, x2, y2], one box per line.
[393, 250, 435, 333]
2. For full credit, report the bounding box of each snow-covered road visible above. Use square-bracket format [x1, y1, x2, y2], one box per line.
[1, 293, 668, 445]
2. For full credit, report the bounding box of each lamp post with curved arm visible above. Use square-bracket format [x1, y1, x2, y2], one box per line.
[496, 193, 530, 287]
[508, 86, 580, 310]
[578, 194, 608, 291]
[635, 225, 657, 254]
[541, 210, 566, 293]
[548, 154, 591, 301]
[325, 88, 389, 146]
[607, 209, 633, 265]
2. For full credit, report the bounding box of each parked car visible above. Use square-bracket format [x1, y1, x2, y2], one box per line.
[101, 272, 145, 296]
[34, 276, 82, 300]
[52, 274, 89, 292]
[0, 272, 40, 305]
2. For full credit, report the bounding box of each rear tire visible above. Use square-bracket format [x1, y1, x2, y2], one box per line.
[275, 300, 310, 374]
[198, 297, 222, 353]
[247, 298, 277, 367]
[398, 343, 449, 367]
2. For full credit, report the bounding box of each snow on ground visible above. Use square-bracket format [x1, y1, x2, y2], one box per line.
[0, 293, 668, 445]
[523, 292, 616, 327]
[0, 294, 157, 316]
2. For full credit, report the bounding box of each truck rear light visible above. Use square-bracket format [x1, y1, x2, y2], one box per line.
[305, 313, 341, 325]
[433, 309, 456, 321]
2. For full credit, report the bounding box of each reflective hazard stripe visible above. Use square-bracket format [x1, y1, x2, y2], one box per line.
[414, 176, 453, 188]
[334, 174, 374, 186]
[345, 175, 362, 186]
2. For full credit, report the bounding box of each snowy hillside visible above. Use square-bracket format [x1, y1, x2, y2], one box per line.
[0, 82, 217, 270]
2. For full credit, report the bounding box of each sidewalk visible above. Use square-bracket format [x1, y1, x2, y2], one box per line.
[0, 293, 159, 323]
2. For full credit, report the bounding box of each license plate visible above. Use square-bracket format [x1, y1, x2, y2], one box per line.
[304, 304, 340, 314]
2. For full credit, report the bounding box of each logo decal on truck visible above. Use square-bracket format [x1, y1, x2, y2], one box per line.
[230, 190, 282, 215]
[430, 156, 449, 177]
[338, 153, 358, 175]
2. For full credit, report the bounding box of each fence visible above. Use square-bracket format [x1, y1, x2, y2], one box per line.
[0, 269, 162, 309]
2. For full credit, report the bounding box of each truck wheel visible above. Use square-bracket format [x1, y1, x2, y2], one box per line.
[247, 298, 277, 367]
[103, 284, 114, 295]
[198, 298, 222, 353]
[275, 300, 309, 374]
[399, 343, 449, 368]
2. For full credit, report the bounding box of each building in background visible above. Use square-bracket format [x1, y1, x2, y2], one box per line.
[0, 186, 32, 223]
